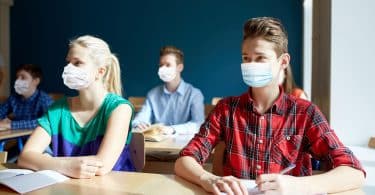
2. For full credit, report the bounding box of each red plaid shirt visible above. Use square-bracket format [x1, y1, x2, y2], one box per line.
[180, 88, 364, 179]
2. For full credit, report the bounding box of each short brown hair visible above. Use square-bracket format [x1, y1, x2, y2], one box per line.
[160, 46, 184, 64]
[243, 17, 288, 56]
[16, 64, 43, 81]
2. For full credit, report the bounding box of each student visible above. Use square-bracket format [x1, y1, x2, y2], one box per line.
[132, 46, 204, 134]
[175, 17, 365, 195]
[0, 64, 53, 130]
[18, 35, 135, 178]
[279, 65, 308, 100]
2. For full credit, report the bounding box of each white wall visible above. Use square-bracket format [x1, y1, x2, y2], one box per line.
[331, 0, 375, 146]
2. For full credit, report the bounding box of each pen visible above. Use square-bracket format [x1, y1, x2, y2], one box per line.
[254, 164, 296, 190]
[279, 163, 296, 175]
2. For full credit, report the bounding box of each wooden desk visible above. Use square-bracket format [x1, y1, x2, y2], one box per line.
[145, 134, 194, 153]
[0, 163, 207, 195]
[0, 129, 33, 151]
[0, 163, 366, 195]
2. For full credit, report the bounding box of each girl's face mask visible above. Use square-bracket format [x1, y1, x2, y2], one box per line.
[62, 63, 94, 90]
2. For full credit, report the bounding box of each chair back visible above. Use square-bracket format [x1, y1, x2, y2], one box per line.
[48, 93, 64, 101]
[205, 104, 215, 118]
[128, 97, 146, 112]
[129, 132, 145, 172]
[0, 96, 7, 103]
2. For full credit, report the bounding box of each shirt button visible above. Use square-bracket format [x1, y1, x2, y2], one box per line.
[286, 136, 291, 141]
[256, 165, 261, 170]
[260, 116, 265, 120]
[258, 139, 263, 144]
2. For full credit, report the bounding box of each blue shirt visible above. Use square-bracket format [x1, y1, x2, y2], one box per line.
[132, 79, 204, 134]
[0, 90, 53, 129]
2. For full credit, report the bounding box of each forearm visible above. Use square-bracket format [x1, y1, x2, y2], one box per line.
[175, 156, 216, 187]
[300, 166, 365, 193]
[18, 151, 64, 172]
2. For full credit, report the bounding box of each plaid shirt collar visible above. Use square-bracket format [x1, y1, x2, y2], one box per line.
[245, 85, 287, 116]
[15, 89, 40, 103]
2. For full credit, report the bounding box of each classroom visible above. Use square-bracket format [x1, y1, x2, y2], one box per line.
[0, 0, 374, 194]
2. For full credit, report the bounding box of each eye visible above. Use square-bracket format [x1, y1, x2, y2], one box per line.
[255, 56, 267, 62]
[242, 56, 250, 63]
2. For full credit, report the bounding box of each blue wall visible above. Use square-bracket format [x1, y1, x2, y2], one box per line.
[10, 0, 303, 103]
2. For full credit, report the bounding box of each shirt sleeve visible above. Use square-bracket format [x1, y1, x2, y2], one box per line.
[11, 119, 38, 129]
[0, 97, 11, 119]
[305, 104, 365, 175]
[179, 99, 225, 165]
[132, 96, 153, 128]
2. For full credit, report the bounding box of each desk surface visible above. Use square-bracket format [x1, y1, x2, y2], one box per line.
[0, 164, 365, 195]
[145, 134, 194, 153]
[0, 129, 33, 140]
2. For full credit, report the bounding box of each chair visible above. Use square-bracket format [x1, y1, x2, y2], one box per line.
[48, 93, 64, 101]
[128, 97, 146, 112]
[211, 97, 222, 106]
[211, 141, 225, 176]
[0, 96, 7, 103]
[204, 104, 215, 118]
[129, 132, 145, 172]
[0, 151, 8, 163]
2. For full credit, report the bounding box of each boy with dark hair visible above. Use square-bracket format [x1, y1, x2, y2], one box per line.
[0, 64, 53, 130]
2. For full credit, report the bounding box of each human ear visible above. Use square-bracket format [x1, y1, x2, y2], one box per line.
[279, 53, 290, 69]
[33, 78, 40, 86]
[177, 63, 184, 72]
[96, 67, 107, 80]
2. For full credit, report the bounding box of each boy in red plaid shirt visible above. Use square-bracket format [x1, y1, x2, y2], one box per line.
[175, 17, 365, 195]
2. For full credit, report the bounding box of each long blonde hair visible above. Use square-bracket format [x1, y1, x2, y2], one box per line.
[69, 35, 123, 96]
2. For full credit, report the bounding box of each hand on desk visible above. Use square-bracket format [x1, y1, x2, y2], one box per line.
[255, 174, 326, 195]
[61, 158, 103, 179]
[0, 118, 11, 130]
[199, 173, 248, 195]
[135, 123, 175, 135]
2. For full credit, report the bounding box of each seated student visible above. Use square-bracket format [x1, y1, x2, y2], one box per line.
[132, 46, 204, 134]
[175, 17, 365, 195]
[18, 35, 135, 178]
[279, 65, 308, 100]
[0, 64, 53, 130]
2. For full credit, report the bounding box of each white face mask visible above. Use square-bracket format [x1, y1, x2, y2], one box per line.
[14, 79, 30, 95]
[158, 65, 177, 82]
[241, 62, 273, 87]
[62, 63, 93, 90]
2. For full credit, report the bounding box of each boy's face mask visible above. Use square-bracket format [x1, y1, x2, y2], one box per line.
[14, 79, 30, 95]
[241, 62, 273, 87]
[158, 65, 177, 82]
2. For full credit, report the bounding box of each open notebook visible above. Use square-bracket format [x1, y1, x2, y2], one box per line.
[140, 124, 171, 142]
[0, 169, 69, 194]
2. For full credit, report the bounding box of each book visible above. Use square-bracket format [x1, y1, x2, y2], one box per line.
[139, 124, 171, 142]
[0, 169, 69, 194]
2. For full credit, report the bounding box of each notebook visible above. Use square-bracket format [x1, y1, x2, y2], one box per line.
[0, 169, 69, 194]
